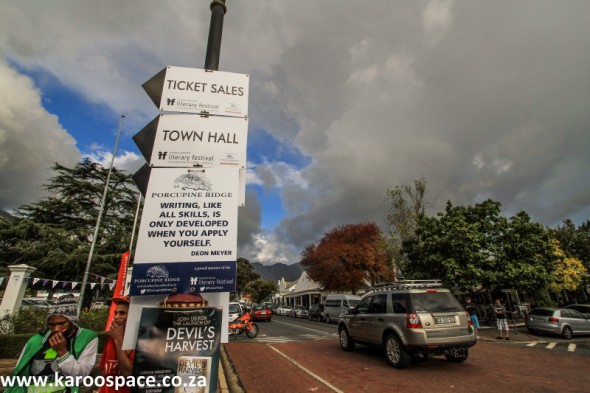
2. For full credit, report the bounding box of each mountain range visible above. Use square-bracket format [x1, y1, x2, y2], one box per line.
[252, 262, 303, 283]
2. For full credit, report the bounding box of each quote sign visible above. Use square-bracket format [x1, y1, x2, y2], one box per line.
[133, 167, 239, 263]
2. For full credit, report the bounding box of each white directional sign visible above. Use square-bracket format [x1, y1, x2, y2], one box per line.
[143, 66, 249, 117]
[133, 167, 240, 263]
[136, 114, 248, 169]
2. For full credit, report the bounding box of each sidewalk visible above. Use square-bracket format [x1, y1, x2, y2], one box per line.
[0, 356, 234, 393]
[477, 322, 537, 342]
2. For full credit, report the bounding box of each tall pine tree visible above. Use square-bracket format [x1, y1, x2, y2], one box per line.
[0, 159, 139, 281]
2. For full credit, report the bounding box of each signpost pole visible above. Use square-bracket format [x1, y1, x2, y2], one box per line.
[204, 0, 227, 71]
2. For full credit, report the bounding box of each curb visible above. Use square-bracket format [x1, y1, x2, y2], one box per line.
[219, 344, 244, 393]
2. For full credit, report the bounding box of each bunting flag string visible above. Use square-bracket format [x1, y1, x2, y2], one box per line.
[26, 276, 117, 291]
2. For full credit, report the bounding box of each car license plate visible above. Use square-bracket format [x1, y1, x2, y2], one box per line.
[261, 311, 267, 314]
[435, 316, 456, 324]
[445, 348, 467, 357]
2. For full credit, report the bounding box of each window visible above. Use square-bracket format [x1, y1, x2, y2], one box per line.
[356, 296, 371, 314]
[392, 293, 407, 314]
[369, 294, 387, 314]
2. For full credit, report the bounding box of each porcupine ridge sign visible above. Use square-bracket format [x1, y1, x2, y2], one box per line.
[130, 66, 249, 296]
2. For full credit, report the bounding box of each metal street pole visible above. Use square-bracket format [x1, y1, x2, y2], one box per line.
[129, 192, 142, 258]
[204, 0, 227, 71]
[77, 114, 126, 315]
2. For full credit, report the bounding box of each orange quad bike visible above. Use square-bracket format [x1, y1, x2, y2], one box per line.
[228, 310, 259, 339]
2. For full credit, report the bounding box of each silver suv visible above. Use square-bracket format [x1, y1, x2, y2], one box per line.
[338, 280, 476, 368]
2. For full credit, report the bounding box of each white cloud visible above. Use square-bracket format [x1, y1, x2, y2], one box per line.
[0, 57, 81, 211]
[1, 0, 589, 265]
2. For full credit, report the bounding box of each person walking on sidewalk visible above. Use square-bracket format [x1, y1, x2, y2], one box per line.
[494, 298, 510, 340]
[5, 300, 98, 393]
[464, 297, 480, 339]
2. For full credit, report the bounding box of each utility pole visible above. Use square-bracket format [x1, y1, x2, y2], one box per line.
[204, 0, 227, 71]
[78, 114, 126, 315]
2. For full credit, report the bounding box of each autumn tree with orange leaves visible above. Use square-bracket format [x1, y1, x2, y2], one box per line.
[300, 223, 394, 293]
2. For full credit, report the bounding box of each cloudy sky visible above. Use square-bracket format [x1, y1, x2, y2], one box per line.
[1, 0, 589, 265]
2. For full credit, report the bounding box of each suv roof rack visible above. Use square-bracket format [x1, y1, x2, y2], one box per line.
[372, 279, 443, 291]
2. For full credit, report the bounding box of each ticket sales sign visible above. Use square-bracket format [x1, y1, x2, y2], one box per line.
[133, 114, 248, 169]
[143, 66, 249, 117]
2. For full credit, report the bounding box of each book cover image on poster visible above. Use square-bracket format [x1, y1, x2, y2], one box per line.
[132, 307, 222, 393]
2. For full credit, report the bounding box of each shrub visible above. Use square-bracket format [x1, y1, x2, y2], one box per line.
[79, 308, 109, 332]
[0, 308, 47, 334]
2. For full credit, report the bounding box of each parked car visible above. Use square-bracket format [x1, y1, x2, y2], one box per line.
[324, 294, 361, 324]
[290, 305, 309, 319]
[21, 298, 52, 309]
[91, 301, 110, 309]
[309, 303, 326, 322]
[338, 280, 477, 368]
[228, 301, 243, 322]
[276, 305, 293, 316]
[525, 307, 590, 339]
[564, 303, 590, 318]
[252, 305, 273, 322]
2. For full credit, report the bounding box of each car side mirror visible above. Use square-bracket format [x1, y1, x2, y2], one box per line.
[349, 306, 356, 314]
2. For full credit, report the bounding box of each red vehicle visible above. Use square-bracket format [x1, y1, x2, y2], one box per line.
[228, 310, 259, 338]
[251, 305, 273, 322]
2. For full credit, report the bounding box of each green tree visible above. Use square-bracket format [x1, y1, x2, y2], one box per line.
[0, 159, 138, 281]
[494, 211, 554, 290]
[550, 219, 590, 271]
[384, 178, 427, 277]
[243, 278, 278, 304]
[236, 257, 260, 299]
[301, 222, 394, 293]
[403, 200, 553, 292]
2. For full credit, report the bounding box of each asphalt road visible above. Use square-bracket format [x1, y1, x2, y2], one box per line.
[223, 315, 590, 393]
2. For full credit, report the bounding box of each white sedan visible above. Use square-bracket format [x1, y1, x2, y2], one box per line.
[276, 305, 293, 315]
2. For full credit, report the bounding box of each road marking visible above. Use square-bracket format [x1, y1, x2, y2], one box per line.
[568, 344, 576, 352]
[257, 336, 296, 343]
[526, 342, 537, 347]
[267, 345, 344, 393]
[546, 342, 557, 349]
[273, 319, 334, 334]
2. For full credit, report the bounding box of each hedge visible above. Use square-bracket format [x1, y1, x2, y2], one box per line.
[0, 331, 108, 359]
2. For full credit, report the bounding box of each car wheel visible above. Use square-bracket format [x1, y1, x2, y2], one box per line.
[326, 315, 331, 324]
[527, 328, 538, 335]
[339, 326, 355, 351]
[562, 325, 573, 339]
[384, 334, 411, 369]
[444, 348, 469, 363]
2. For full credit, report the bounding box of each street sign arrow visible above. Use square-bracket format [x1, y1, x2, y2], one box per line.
[142, 66, 249, 117]
[132, 163, 151, 197]
[132, 117, 159, 163]
[133, 114, 248, 169]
